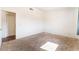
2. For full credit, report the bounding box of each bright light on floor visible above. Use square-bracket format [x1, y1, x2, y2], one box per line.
[40, 42, 58, 51]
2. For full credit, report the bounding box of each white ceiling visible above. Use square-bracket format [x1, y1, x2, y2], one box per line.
[38, 7, 61, 11]
[37, 7, 75, 12]
[2, 7, 75, 13]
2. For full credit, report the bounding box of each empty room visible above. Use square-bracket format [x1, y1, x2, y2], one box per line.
[0, 7, 79, 51]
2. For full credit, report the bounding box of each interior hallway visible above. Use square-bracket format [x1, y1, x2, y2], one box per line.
[0, 32, 79, 51]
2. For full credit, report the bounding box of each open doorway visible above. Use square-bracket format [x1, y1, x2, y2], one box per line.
[2, 10, 16, 42]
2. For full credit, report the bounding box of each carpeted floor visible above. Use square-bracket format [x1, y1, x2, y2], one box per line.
[0, 32, 79, 51]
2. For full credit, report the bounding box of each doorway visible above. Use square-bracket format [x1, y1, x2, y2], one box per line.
[2, 11, 16, 42]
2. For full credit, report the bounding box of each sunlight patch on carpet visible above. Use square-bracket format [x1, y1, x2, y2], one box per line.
[40, 42, 58, 51]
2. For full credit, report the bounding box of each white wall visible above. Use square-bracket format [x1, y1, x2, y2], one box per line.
[44, 8, 78, 38]
[16, 11, 44, 39]
[2, 11, 8, 38]
[1, 7, 44, 39]
[0, 10, 1, 29]
[0, 8, 2, 46]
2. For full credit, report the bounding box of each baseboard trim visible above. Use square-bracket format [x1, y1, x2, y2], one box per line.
[2, 35, 16, 42]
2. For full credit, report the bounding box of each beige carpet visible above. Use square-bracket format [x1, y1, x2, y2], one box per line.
[0, 32, 79, 51]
